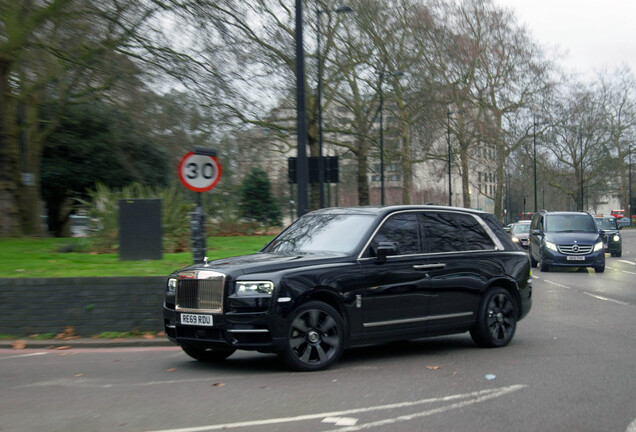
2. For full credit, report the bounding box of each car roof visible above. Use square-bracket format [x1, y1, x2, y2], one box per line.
[310, 205, 489, 218]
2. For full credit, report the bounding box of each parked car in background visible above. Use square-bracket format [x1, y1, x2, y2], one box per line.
[617, 217, 631, 228]
[529, 210, 605, 273]
[594, 216, 623, 257]
[164, 205, 532, 371]
[509, 221, 531, 249]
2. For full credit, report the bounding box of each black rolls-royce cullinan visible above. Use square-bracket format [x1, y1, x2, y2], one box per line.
[163, 205, 532, 371]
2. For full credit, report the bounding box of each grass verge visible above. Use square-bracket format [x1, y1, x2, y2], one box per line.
[0, 235, 274, 278]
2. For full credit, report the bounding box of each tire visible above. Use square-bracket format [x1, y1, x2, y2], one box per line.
[540, 261, 549, 272]
[181, 344, 236, 362]
[612, 249, 622, 258]
[594, 265, 605, 273]
[470, 287, 518, 348]
[279, 301, 345, 371]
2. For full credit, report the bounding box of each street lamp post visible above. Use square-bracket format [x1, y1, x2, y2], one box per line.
[316, 5, 351, 208]
[447, 109, 452, 206]
[295, 0, 309, 217]
[378, 70, 404, 206]
[579, 131, 584, 211]
[533, 120, 538, 212]
[629, 143, 633, 220]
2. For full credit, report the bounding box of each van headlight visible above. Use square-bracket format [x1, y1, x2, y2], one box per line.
[593, 241, 604, 252]
[236, 281, 274, 296]
[612, 234, 620, 242]
[545, 241, 558, 252]
[166, 278, 177, 296]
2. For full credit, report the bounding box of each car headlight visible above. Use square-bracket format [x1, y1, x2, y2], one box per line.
[166, 278, 177, 296]
[236, 281, 274, 296]
[612, 235, 620, 242]
[593, 241, 604, 252]
[545, 241, 558, 252]
[511, 236, 520, 243]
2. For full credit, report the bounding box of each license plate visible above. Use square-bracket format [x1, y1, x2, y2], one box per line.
[566, 256, 585, 261]
[180, 313, 214, 326]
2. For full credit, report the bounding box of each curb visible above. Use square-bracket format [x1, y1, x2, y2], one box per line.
[0, 337, 177, 350]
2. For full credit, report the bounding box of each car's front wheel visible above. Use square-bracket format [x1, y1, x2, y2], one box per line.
[279, 301, 345, 371]
[594, 265, 605, 273]
[181, 344, 236, 362]
[470, 287, 518, 348]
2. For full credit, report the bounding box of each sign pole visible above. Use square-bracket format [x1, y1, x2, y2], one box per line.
[178, 149, 222, 264]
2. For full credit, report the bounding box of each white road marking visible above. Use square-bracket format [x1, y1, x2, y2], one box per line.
[326, 385, 526, 432]
[622, 270, 636, 275]
[322, 417, 358, 426]
[627, 417, 636, 432]
[147, 385, 526, 432]
[581, 292, 629, 306]
[618, 260, 635, 266]
[0, 352, 48, 360]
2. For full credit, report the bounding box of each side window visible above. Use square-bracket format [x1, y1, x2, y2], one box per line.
[368, 213, 420, 256]
[422, 212, 495, 252]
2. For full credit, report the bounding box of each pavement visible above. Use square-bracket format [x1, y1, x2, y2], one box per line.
[0, 337, 176, 350]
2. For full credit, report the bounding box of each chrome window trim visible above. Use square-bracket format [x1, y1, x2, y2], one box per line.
[356, 209, 501, 261]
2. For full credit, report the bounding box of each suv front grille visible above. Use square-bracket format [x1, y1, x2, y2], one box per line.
[558, 244, 593, 255]
[176, 276, 225, 313]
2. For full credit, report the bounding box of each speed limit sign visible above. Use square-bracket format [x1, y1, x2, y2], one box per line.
[178, 152, 222, 192]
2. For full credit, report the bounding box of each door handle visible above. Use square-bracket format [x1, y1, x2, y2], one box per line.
[413, 263, 446, 270]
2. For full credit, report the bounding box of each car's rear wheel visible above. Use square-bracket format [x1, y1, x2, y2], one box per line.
[279, 301, 344, 371]
[470, 287, 517, 348]
[181, 345, 236, 362]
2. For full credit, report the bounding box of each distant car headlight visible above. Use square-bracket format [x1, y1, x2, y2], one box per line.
[545, 241, 558, 252]
[593, 241, 604, 252]
[166, 278, 177, 296]
[236, 281, 274, 296]
[511, 236, 520, 243]
[612, 235, 620, 242]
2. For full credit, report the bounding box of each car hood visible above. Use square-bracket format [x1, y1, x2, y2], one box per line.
[173, 252, 351, 278]
[544, 232, 600, 245]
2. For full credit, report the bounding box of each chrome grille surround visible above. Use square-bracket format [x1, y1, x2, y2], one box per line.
[557, 244, 593, 255]
[175, 270, 225, 313]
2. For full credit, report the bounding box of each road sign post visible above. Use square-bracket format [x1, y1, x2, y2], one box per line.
[178, 150, 222, 263]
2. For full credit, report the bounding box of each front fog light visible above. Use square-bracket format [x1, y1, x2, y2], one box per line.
[167, 278, 177, 296]
[593, 241, 604, 252]
[236, 281, 274, 296]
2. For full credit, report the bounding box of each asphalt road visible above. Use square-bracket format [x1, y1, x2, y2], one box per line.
[1, 231, 635, 432]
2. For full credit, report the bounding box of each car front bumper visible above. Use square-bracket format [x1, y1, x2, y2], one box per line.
[541, 249, 605, 268]
[163, 304, 288, 353]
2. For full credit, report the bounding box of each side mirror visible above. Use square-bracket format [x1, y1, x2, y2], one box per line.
[376, 242, 398, 263]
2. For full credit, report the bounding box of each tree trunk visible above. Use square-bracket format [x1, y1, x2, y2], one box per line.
[0, 62, 22, 237]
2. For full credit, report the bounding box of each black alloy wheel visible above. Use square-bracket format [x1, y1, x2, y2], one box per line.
[470, 287, 518, 348]
[181, 344, 236, 362]
[280, 301, 344, 371]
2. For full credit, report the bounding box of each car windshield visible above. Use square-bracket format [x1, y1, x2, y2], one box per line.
[545, 214, 596, 233]
[262, 213, 376, 254]
[595, 217, 617, 230]
[511, 224, 530, 234]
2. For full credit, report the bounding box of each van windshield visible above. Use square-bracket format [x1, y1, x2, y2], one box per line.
[545, 214, 596, 233]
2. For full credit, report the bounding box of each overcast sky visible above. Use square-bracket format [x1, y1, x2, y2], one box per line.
[493, 0, 636, 78]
